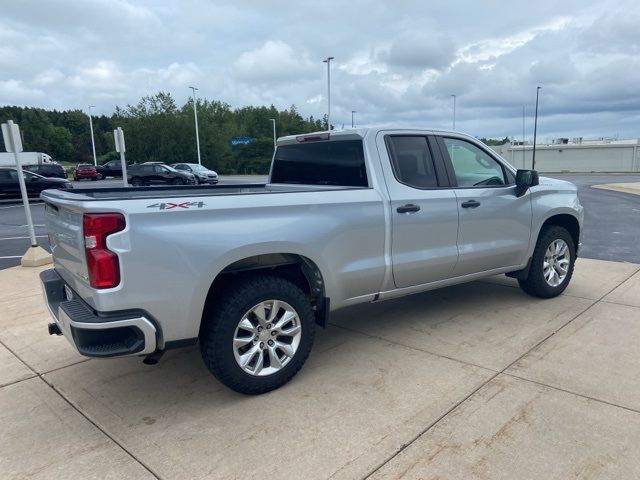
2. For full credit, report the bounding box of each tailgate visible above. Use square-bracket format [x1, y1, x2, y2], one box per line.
[44, 200, 89, 287]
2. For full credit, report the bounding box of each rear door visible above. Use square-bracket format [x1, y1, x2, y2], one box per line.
[376, 132, 459, 288]
[436, 135, 532, 275]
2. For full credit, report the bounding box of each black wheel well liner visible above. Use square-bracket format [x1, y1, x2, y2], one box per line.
[540, 214, 580, 250]
[204, 253, 329, 328]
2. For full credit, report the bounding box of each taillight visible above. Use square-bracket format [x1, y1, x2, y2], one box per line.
[83, 213, 126, 289]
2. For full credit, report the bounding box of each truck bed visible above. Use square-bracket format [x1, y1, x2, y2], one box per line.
[41, 182, 357, 202]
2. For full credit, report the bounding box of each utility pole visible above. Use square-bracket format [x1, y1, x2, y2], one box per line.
[451, 94, 456, 130]
[189, 86, 202, 165]
[351, 110, 356, 128]
[532, 86, 541, 170]
[88, 105, 97, 166]
[323, 57, 334, 131]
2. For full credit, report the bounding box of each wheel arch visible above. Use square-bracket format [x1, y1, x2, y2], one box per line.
[203, 253, 329, 329]
[540, 213, 580, 250]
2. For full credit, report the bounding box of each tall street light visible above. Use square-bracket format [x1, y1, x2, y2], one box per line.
[522, 105, 526, 167]
[189, 86, 202, 165]
[450, 94, 456, 130]
[87, 105, 97, 166]
[351, 110, 356, 128]
[323, 56, 334, 131]
[269, 118, 276, 150]
[532, 86, 541, 170]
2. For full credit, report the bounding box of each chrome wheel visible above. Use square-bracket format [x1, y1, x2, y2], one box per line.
[543, 239, 570, 287]
[233, 300, 302, 377]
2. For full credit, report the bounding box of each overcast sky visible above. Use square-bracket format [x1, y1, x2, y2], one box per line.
[2, 0, 639, 140]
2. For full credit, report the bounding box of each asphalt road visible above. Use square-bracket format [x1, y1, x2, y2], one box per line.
[1, 173, 639, 270]
[547, 173, 640, 264]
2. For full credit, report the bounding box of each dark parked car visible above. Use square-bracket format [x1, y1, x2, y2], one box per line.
[23, 163, 67, 179]
[0, 167, 73, 199]
[95, 159, 123, 179]
[171, 163, 219, 184]
[127, 163, 196, 186]
[73, 164, 98, 181]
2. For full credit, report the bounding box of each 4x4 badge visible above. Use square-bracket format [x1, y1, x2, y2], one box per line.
[147, 201, 206, 210]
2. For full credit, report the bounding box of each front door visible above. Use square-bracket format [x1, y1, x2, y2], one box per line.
[377, 133, 460, 288]
[437, 136, 532, 276]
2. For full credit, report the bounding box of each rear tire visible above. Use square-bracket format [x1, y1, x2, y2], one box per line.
[518, 225, 575, 298]
[199, 275, 315, 395]
[130, 177, 142, 186]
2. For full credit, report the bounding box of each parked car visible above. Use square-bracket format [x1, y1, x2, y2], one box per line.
[23, 163, 67, 179]
[95, 160, 124, 179]
[0, 167, 72, 199]
[73, 164, 98, 181]
[40, 128, 583, 395]
[171, 163, 219, 184]
[127, 162, 196, 186]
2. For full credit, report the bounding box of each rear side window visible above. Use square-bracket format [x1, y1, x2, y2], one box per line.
[271, 140, 368, 187]
[386, 136, 439, 188]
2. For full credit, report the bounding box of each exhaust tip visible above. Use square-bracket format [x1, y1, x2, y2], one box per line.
[143, 350, 164, 365]
[48, 323, 62, 336]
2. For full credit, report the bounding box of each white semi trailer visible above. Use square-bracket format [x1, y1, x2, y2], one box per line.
[0, 152, 53, 166]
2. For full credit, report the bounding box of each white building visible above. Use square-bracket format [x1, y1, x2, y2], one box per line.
[490, 138, 640, 173]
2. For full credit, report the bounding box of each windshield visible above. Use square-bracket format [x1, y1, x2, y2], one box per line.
[188, 164, 206, 171]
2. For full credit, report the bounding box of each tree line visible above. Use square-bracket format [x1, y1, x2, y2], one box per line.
[0, 92, 325, 174]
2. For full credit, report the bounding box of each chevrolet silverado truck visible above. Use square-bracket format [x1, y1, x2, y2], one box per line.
[39, 128, 583, 394]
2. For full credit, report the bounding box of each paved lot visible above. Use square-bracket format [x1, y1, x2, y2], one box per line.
[549, 173, 640, 263]
[1, 258, 639, 479]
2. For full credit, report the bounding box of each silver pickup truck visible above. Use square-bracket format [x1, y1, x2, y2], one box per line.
[40, 128, 583, 394]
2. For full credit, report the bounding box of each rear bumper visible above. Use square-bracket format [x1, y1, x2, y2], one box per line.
[40, 269, 158, 357]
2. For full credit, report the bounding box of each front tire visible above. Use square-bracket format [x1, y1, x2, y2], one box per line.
[518, 225, 575, 298]
[199, 275, 315, 395]
[130, 177, 142, 186]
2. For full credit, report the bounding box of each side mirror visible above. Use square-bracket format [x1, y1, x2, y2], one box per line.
[515, 169, 539, 197]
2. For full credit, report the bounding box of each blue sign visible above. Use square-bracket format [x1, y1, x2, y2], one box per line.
[230, 136, 254, 146]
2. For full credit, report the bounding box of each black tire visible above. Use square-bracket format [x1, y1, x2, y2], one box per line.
[172, 177, 184, 185]
[518, 225, 576, 298]
[130, 177, 142, 186]
[199, 275, 315, 395]
[96, 173, 103, 180]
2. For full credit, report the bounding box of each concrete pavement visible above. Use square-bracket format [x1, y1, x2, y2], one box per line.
[592, 182, 640, 196]
[1, 258, 640, 479]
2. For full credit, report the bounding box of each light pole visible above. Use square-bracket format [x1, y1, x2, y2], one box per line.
[189, 86, 202, 165]
[269, 118, 276, 150]
[532, 86, 541, 170]
[450, 94, 456, 130]
[88, 105, 97, 166]
[351, 110, 356, 128]
[323, 56, 334, 131]
[522, 105, 526, 167]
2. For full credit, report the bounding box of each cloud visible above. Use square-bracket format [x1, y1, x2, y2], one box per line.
[0, 0, 638, 139]
[381, 31, 456, 71]
[232, 41, 317, 83]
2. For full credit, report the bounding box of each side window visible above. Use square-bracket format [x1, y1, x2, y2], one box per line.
[442, 137, 508, 187]
[386, 136, 439, 188]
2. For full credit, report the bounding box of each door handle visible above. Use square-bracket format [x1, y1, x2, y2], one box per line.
[397, 204, 421, 214]
[461, 200, 481, 208]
